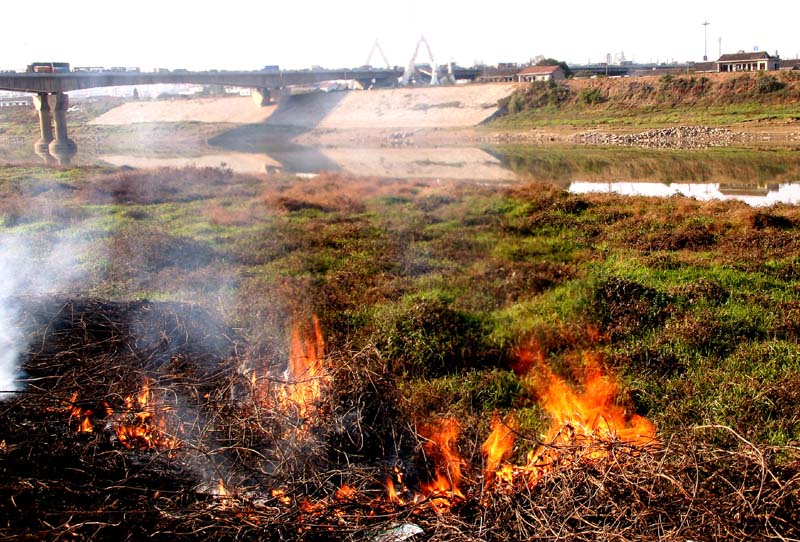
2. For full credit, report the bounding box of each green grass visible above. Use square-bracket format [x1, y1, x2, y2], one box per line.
[492, 98, 800, 130]
[2, 161, 800, 457]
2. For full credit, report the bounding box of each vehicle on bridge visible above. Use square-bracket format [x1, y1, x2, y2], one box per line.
[27, 62, 70, 74]
[262, 65, 280, 72]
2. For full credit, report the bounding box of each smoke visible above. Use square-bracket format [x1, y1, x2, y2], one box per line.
[0, 233, 84, 399]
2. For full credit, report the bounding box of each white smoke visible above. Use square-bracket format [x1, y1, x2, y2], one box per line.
[0, 233, 84, 399]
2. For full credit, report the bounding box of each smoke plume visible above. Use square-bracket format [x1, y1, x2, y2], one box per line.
[0, 233, 84, 398]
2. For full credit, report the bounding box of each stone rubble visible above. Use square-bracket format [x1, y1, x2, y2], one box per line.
[572, 126, 758, 149]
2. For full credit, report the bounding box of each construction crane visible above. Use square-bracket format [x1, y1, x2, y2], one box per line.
[365, 39, 391, 69]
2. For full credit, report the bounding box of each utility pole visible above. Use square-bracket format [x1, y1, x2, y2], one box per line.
[702, 21, 710, 61]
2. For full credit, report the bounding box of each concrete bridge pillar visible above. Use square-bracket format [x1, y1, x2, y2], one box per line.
[33, 93, 54, 155]
[252, 87, 271, 106]
[48, 92, 77, 165]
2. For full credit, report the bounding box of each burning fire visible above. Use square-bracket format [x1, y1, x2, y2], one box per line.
[60, 313, 654, 518]
[67, 391, 111, 434]
[65, 379, 180, 451]
[115, 379, 180, 450]
[482, 348, 657, 489]
[481, 412, 517, 487]
[285, 314, 326, 415]
[420, 417, 465, 502]
[525, 350, 655, 444]
[249, 314, 328, 419]
[377, 346, 656, 509]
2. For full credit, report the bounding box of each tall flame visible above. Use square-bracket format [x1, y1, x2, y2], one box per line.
[481, 412, 517, 487]
[284, 314, 326, 416]
[420, 417, 465, 501]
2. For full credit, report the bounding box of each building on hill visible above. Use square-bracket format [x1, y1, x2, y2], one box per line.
[779, 59, 800, 70]
[516, 65, 566, 82]
[716, 52, 780, 72]
[0, 96, 32, 107]
[477, 65, 520, 83]
[692, 61, 717, 73]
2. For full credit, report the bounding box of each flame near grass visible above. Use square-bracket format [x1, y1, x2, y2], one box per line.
[481, 346, 657, 489]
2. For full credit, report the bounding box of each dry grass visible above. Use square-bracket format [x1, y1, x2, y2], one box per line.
[2, 296, 797, 541]
[76, 166, 264, 206]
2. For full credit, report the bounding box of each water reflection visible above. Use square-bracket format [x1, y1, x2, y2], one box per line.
[570, 181, 800, 207]
[99, 146, 515, 181]
[207, 123, 515, 180]
[96, 142, 800, 203]
[491, 144, 800, 206]
[8, 120, 800, 206]
[100, 152, 282, 175]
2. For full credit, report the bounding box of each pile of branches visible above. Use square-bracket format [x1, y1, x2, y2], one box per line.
[0, 297, 798, 541]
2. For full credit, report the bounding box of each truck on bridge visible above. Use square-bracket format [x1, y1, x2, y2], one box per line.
[27, 62, 70, 74]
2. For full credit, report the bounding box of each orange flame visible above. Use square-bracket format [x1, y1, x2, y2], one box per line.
[481, 412, 517, 487]
[79, 414, 94, 433]
[247, 314, 328, 418]
[481, 347, 658, 486]
[271, 488, 292, 506]
[419, 417, 464, 502]
[526, 350, 655, 446]
[66, 392, 100, 434]
[285, 314, 326, 414]
[115, 379, 181, 451]
[386, 476, 404, 504]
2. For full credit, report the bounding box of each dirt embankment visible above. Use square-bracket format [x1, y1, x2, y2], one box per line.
[271, 84, 517, 129]
[90, 96, 279, 125]
[562, 71, 800, 108]
[90, 84, 518, 132]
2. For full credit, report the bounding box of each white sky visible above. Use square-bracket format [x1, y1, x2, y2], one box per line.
[1, 0, 798, 71]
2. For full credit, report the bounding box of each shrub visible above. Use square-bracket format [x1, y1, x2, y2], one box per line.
[590, 277, 673, 339]
[579, 87, 607, 105]
[374, 297, 493, 378]
[499, 82, 572, 115]
[756, 75, 786, 94]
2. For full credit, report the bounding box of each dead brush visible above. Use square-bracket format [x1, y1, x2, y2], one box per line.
[76, 166, 264, 205]
[262, 172, 468, 215]
[204, 200, 265, 226]
[473, 429, 799, 542]
[1, 297, 799, 541]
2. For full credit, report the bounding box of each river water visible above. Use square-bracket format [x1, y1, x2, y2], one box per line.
[6, 120, 800, 207]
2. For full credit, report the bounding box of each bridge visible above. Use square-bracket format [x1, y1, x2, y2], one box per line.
[0, 66, 480, 165]
[0, 68, 405, 95]
[567, 62, 696, 77]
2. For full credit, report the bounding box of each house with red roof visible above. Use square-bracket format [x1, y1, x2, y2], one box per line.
[517, 65, 566, 82]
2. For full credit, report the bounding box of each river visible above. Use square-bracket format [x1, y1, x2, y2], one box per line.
[4, 111, 800, 207]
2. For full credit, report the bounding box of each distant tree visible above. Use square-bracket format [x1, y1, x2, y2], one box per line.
[536, 58, 573, 78]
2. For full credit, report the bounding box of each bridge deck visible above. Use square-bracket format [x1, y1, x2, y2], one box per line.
[0, 68, 480, 94]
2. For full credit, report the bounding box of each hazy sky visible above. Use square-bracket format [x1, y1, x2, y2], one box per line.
[2, 0, 798, 71]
